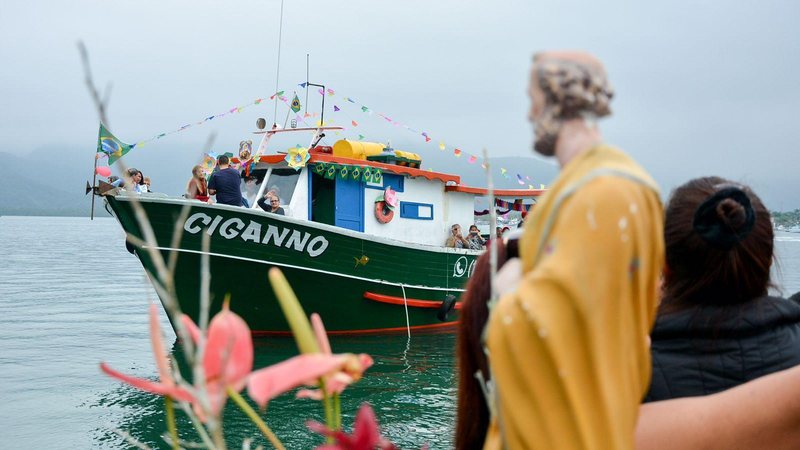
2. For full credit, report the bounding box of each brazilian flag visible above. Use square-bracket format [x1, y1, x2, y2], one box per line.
[97, 123, 133, 165]
[351, 166, 362, 181]
[339, 165, 350, 179]
[372, 168, 383, 184]
[325, 164, 338, 180]
[362, 167, 373, 183]
[291, 94, 302, 113]
[313, 163, 326, 175]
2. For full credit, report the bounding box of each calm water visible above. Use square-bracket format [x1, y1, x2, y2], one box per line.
[0, 216, 799, 449]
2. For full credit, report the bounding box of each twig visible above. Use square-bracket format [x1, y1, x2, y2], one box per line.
[111, 428, 153, 450]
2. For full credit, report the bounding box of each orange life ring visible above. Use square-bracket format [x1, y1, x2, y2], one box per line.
[375, 201, 394, 224]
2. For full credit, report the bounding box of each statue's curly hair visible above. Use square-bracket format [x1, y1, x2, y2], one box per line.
[534, 57, 614, 120]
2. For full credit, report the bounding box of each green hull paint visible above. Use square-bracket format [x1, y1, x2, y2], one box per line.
[106, 195, 478, 333]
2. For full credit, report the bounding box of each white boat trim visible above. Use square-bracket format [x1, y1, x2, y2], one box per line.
[115, 194, 483, 255]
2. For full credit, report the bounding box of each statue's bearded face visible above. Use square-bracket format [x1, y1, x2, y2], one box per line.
[528, 69, 559, 157]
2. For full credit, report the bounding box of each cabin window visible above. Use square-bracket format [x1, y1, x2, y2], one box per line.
[262, 168, 301, 203]
[366, 173, 404, 192]
[399, 201, 434, 220]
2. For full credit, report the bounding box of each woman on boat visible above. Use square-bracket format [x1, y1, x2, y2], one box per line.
[645, 177, 800, 401]
[466, 225, 486, 250]
[186, 165, 210, 202]
[112, 168, 144, 193]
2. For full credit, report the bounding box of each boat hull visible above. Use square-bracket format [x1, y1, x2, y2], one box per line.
[106, 195, 478, 333]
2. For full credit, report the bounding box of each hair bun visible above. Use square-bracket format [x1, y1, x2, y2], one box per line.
[716, 198, 747, 231]
[693, 187, 756, 250]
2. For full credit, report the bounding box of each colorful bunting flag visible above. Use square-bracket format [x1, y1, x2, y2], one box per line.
[338, 165, 350, 179]
[318, 88, 324, 96]
[439, 142, 445, 151]
[334, 105, 340, 112]
[517, 174, 525, 185]
[325, 164, 337, 180]
[467, 155, 477, 164]
[453, 148, 462, 157]
[362, 167, 373, 182]
[351, 166, 362, 180]
[327, 88, 335, 96]
[361, 106, 369, 112]
[97, 123, 133, 165]
[358, 134, 365, 140]
[351, 120, 358, 127]
[291, 94, 302, 113]
[299, 82, 308, 88]
[270, 90, 285, 100]
[372, 168, 383, 184]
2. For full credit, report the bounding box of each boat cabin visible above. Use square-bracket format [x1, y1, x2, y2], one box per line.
[235, 128, 543, 246]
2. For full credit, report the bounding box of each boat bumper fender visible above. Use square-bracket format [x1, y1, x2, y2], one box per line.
[437, 294, 457, 321]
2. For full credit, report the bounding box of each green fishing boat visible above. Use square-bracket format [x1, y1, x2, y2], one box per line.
[103, 125, 542, 334]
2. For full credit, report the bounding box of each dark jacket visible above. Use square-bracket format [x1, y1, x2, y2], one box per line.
[645, 296, 800, 402]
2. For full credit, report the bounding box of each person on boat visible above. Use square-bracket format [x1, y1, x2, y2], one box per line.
[466, 225, 486, 250]
[112, 168, 144, 193]
[446, 224, 470, 248]
[481, 50, 664, 450]
[257, 193, 285, 215]
[186, 165, 210, 202]
[644, 177, 800, 402]
[208, 155, 243, 206]
[142, 176, 151, 193]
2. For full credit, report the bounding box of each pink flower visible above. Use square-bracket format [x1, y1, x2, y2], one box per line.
[181, 301, 254, 417]
[383, 187, 398, 208]
[307, 403, 426, 450]
[100, 304, 195, 403]
[295, 314, 374, 401]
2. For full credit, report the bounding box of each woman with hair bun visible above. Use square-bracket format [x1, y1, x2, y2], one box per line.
[644, 176, 800, 402]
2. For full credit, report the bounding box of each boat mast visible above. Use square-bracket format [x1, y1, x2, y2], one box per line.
[272, 0, 286, 128]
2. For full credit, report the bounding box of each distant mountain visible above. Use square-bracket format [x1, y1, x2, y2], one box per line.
[0, 152, 94, 216]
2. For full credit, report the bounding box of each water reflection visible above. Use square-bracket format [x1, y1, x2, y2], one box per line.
[93, 332, 456, 449]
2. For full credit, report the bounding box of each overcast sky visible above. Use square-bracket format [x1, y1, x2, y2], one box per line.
[2, 0, 799, 209]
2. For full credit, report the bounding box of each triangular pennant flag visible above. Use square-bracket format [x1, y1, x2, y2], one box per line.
[540, 184, 546, 189]
[517, 174, 525, 185]
[327, 88, 335, 96]
[255, 98, 263, 104]
[318, 88, 324, 96]
[439, 142, 445, 151]
[351, 120, 358, 127]
[467, 155, 477, 164]
[97, 123, 133, 165]
[358, 134, 365, 140]
[361, 106, 369, 112]
[334, 105, 340, 112]
[500, 168, 508, 175]
[299, 82, 308, 88]
[528, 184, 535, 190]
[453, 148, 462, 157]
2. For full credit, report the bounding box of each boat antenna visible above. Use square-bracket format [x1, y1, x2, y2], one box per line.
[307, 81, 326, 144]
[272, 0, 286, 128]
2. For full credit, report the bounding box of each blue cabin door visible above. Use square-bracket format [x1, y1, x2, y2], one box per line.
[334, 178, 364, 232]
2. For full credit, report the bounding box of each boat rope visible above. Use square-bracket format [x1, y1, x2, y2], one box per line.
[401, 284, 411, 338]
[272, 0, 285, 126]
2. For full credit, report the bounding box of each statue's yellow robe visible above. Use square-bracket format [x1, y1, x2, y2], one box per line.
[483, 145, 664, 450]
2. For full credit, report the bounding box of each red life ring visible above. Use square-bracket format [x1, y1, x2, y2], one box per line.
[375, 201, 394, 224]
